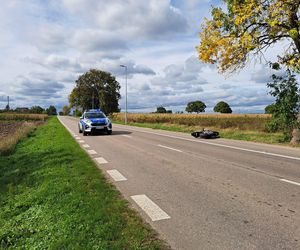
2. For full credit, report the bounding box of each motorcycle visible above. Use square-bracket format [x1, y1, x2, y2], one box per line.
[191, 129, 219, 139]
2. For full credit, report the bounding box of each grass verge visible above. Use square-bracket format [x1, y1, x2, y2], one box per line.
[0, 117, 168, 249]
[113, 121, 288, 146]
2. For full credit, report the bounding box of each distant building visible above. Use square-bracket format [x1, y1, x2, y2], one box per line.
[15, 107, 29, 113]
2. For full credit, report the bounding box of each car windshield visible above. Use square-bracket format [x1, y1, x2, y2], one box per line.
[85, 112, 106, 119]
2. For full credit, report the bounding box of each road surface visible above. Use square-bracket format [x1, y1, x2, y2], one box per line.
[59, 116, 300, 250]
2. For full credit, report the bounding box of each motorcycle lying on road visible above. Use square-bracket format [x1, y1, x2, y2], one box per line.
[191, 129, 220, 139]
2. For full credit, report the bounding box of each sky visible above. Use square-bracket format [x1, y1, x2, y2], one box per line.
[0, 0, 284, 113]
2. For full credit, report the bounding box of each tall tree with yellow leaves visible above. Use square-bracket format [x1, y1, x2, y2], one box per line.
[198, 0, 300, 72]
[197, 0, 300, 143]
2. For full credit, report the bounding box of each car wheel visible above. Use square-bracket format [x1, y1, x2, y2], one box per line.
[107, 130, 112, 135]
[79, 126, 82, 133]
[83, 130, 87, 136]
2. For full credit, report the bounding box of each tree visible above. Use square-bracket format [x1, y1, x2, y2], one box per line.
[267, 71, 300, 142]
[197, 0, 300, 143]
[30, 106, 44, 114]
[46, 105, 57, 116]
[214, 101, 232, 113]
[197, 0, 300, 73]
[265, 103, 277, 114]
[156, 106, 167, 113]
[62, 105, 71, 115]
[69, 69, 120, 115]
[185, 101, 206, 113]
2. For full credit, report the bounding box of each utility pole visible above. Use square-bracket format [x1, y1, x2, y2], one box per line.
[120, 65, 128, 124]
[92, 92, 94, 109]
[5, 96, 10, 111]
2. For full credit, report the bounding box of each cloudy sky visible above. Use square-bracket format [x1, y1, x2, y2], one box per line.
[0, 0, 282, 113]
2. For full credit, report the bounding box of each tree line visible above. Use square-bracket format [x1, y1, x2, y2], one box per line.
[0, 105, 57, 115]
[155, 101, 232, 114]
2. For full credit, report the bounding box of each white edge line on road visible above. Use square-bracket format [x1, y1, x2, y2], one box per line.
[122, 135, 132, 138]
[82, 144, 90, 148]
[115, 125, 300, 162]
[158, 144, 183, 153]
[87, 149, 97, 155]
[78, 140, 85, 143]
[95, 157, 108, 164]
[280, 179, 300, 186]
[107, 169, 127, 181]
[131, 194, 170, 221]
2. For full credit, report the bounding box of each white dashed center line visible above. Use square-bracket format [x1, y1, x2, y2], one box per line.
[158, 144, 183, 153]
[280, 179, 300, 186]
[95, 157, 108, 164]
[87, 149, 97, 155]
[107, 170, 127, 181]
[131, 195, 171, 221]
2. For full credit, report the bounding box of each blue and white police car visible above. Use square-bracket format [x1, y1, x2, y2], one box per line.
[78, 109, 112, 136]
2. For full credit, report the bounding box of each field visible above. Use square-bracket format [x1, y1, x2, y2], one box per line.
[0, 114, 47, 155]
[111, 113, 286, 144]
[111, 113, 272, 131]
[0, 113, 48, 121]
[0, 117, 167, 249]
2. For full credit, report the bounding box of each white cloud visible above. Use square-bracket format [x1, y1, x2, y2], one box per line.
[0, 0, 283, 112]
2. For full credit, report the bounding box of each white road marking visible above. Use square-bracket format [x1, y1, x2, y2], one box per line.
[78, 140, 85, 143]
[76, 137, 81, 140]
[158, 144, 183, 153]
[280, 179, 300, 186]
[95, 157, 108, 164]
[87, 149, 97, 155]
[82, 144, 90, 148]
[122, 135, 132, 138]
[115, 126, 300, 162]
[107, 170, 127, 181]
[131, 195, 170, 221]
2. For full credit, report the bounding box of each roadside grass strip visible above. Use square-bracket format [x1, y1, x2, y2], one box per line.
[131, 195, 171, 222]
[107, 170, 127, 182]
[0, 117, 168, 249]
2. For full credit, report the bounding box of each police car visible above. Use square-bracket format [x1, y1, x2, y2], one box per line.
[78, 109, 112, 136]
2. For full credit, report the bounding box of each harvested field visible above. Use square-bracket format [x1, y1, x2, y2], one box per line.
[111, 113, 272, 131]
[0, 113, 47, 121]
[0, 120, 43, 155]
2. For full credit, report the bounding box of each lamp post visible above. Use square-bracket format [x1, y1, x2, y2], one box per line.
[120, 65, 128, 124]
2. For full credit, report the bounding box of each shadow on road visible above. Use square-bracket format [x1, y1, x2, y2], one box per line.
[89, 131, 132, 136]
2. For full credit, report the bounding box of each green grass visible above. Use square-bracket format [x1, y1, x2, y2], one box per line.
[113, 121, 289, 146]
[0, 117, 168, 249]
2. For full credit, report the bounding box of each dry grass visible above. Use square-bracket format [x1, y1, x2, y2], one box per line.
[0, 122, 38, 155]
[111, 113, 272, 131]
[0, 113, 46, 155]
[0, 113, 48, 121]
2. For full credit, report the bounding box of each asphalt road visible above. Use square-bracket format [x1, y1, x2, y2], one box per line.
[59, 116, 300, 250]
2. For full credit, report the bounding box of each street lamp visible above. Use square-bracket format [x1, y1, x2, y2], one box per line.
[120, 64, 128, 124]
